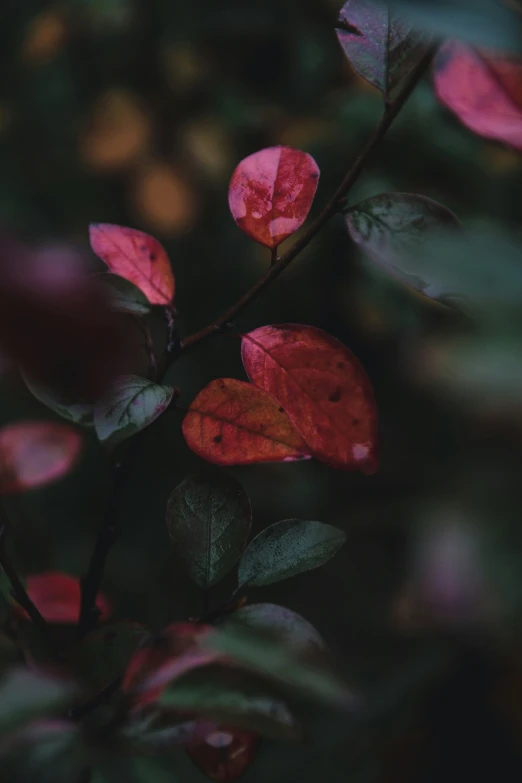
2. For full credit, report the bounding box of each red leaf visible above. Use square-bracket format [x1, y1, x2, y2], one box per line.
[433, 42, 522, 151]
[89, 224, 175, 305]
[241, 325, 378, 474]
[19, 572, 110, 624]
[186, 724, 257, 783]
[0, 421, 82, 493]
[182, 378, 311, 466]
[228, 146, 320, 248]
[123, 623, 215, 707]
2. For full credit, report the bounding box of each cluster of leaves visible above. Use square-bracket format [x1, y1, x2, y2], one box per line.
[0, 0, 521, 781]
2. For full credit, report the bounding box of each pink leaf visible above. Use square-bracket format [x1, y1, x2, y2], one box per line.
[89, 224, 175, 305]
[433, 42, 522, 150]
[182, 378, 311, 466]
[228, 146, 320, 248]
[241, 325, 379, 474]
[0, 421, 82, 493]
[18, 572, 110, 624]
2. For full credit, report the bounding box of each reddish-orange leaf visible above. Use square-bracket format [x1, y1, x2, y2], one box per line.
[228, 146, 320, 248]
[17, 572, 110, 624]
[241, 325, 378, 474]
[182, 378, 311, 466]
[0, 421, 82, 493]
[433, 42, 522, 151]
[89, 223, 175, 305]
[186, 724, 257, 783]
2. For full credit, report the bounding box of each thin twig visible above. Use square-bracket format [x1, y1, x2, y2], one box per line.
[0, 523, 59, 659]
[181, 47, 436, 353]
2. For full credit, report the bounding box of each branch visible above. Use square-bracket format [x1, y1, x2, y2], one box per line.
[181, 47, 436, 353]
[0, 524, 59, 659]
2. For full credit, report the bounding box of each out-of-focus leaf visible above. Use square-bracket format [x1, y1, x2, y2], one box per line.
[0, 422, 82, 494]
[230, 604, 326, 650]
[167, 469, 252, 589]
[95, 273, 151, 316]
[186, 725, 257, 783]
[202, 624, 353, 707]
[0, 634, 20, 670]
[16, 572, 110, 624]
[94, 375, 174, 449]
[160, 664, 299, 740]
[0, 669, 77, 734]
[336, 1, 426, 99]
[344, 192, 460, 285]
[89, 224, 175, 305]
[73, 622, 149, 692]
[21, 372, 94, 428]
[182, 378, 311, 466]
[91, 756, 178, 783]
[433, 42, 522, 150]
[238, 519, 346, 588]
[0, 720, 87, 783]
[228, 146, 319, 248]
[122, 710, 198, 751]
[241, 325, 379, 473]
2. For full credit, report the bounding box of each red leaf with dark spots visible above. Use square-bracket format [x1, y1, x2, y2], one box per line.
[228, 146, 320, 248]
[433, 42, 522, 150]
[89, 224, 175, 305]
[0, 421, 82, 494]
[241, 325, 378, 474]
[17, 572, 110, 624]
[186, 724, 257, 783]
[182, 378, 311, 466]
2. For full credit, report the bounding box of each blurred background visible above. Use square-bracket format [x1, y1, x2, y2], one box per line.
[1, 0, 522, 781]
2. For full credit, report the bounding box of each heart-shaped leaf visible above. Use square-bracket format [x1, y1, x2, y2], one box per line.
[94, 375, 174, 449]
[160, 665, 299, 740]
[182, 378, 311, 466]
[433, 41, 522, 150]
[89, 224, 175, 305]
[186, 725, 257, 783]
[17, 572, 110, 625]
[230, 604, 326, 651]
[344, 192, 460, 287]
[167, 469, 252, 589]
[0, 421, 82, 494]
[336, 0, 426, 100]
[238, 519, 346, 588]
[241, 325, 378, 473]
[21, 372, 94, 428]
[228, 146, 320, 248]
[96, 273, 152, 315]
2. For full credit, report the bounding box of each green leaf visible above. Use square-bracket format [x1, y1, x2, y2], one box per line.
[0, 669, 77, 735]
[230, 604, 326, 651]
[160, 664, 299, 740]
[122, 710, 198, 752]
[167, 468, 252, 589]
[21, 371, 94, 427]
[0, 720, 87, 783]
[94, 375, 174, 449]
[73, 622, 149, 692]
[344, 193, 460, 293]
[202, 624, 353, 707]
[97, 273, 152, 315]
[238, 519, 346, 588]
[336, 1, 427, 100]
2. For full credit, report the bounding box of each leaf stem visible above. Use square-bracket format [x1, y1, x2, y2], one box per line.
[180, 47, 436, 354]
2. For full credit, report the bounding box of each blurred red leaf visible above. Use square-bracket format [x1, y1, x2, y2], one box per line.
[228, 146, 320, 248]
[18, 572, 110, 624]
[0, 421, 82, 494]
[241, 325, 378, 474]
[123, 623, 215, 708]
[89, 223, 175, 305]
[0, 236, 131, 401]
[433, 42, 522, 150]
[186, 725, 257, 782]
[182, 378, 311, 466]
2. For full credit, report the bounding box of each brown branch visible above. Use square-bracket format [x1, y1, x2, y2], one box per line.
[181, 47, 436, 353]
